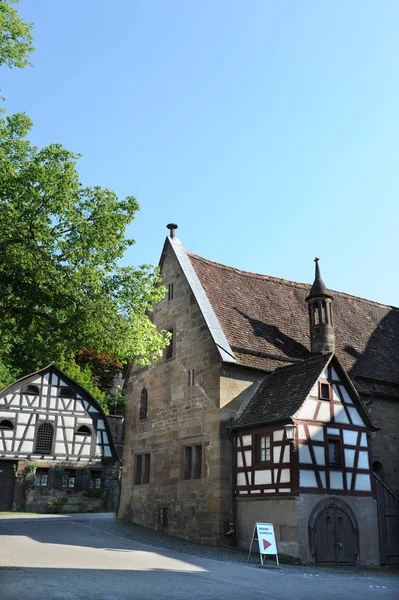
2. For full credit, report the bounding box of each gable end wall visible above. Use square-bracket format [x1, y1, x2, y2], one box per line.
[119, 245, 233, 544]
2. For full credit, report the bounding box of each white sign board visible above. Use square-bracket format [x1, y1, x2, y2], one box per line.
[247, 522, 279, 566]
[256, 523, 277, 555]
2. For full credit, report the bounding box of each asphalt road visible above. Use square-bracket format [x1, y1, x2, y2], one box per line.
[0, 513, 397, 600]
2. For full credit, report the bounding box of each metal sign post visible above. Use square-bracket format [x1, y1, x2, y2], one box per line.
[247, 522, 279, 566]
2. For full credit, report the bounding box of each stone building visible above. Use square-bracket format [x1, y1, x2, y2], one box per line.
[0, 363, 120, 513]
[119, 225, 399, 565]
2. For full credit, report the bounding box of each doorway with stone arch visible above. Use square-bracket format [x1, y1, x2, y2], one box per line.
[308, 498, 359, 565]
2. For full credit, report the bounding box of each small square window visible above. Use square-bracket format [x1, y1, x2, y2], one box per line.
[89, 470, 102, 489]
[34, 468, 49, 487]
[62, 469, 76, 488]
[320, 383, 330, 400]
[255, 435, 271, 463]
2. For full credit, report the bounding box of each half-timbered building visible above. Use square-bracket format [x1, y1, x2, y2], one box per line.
[0, 363, 120, 513]
[119, 225, 399, 566]
[233, 353, 377, 564]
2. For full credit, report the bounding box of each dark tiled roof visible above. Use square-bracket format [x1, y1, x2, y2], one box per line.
[233, 355, 331, 428]
[188, 252, 399, 392]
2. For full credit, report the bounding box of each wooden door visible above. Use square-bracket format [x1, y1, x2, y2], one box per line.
[314, 506, 356, 565]
[0, 460, 16, 510]
[375, 474, 399, 565]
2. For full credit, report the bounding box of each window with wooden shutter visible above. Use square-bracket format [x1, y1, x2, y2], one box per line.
[34, 422, 54, 454]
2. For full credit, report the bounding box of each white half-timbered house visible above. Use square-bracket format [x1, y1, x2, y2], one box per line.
[0, 363, 119, 513]
[233, 353, 376, 564]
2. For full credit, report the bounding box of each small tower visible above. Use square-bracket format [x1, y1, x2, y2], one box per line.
[306, 258, 335, 354]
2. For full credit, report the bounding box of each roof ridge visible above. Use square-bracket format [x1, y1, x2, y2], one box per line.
[187, 251, 398, 310]
[273, 353, 331, 372]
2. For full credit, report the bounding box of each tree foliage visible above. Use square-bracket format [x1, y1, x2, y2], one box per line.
[0, 0, 33, 70]
[75, 348, 123, 393]
[0, 2, 169, 396]
[0, 112, 169, 387]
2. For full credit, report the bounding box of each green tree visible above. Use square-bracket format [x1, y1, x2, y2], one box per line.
[0, 0, 33, 69]
[0, 1, 169, 394]
[0, 112, 169, 388]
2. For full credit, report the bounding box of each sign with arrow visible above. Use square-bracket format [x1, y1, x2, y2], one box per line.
[247, 522, 279, 566]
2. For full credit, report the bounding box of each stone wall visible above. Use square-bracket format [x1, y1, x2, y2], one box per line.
[237, 493, 379, 565]
[364, 395, 399, 494]
[220, 364, 264, 421]
[236, 497, 299, 558]
[14, 458, 119, 513]
[119, 244, 232, 544]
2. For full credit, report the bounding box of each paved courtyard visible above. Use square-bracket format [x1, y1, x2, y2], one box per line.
[0, 513, 397, 600]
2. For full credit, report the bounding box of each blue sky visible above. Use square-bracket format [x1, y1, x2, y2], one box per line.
[3, 1, 399, 306]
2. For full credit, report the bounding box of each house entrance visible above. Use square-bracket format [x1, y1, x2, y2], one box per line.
[0, 460, 17, 510]
[313, 505, 356, 565]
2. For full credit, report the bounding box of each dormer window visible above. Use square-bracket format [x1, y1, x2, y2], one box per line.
[319, 382, 330, 400]
[58, 386, 74, 397]
[0, 419, 14, 430]
[75, 425, 91, 435]
[23, 385, 40, 395]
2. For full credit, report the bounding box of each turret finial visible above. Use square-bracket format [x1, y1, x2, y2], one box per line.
[306, 257, 335, 354]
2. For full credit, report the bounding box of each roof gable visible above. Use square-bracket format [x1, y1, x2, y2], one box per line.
[294, 356, 374, 429]
[233, 354, 374, 430]
[159, 236, 236, 364]
[0, 363, 118, 459]
[233, 354, 331, 428]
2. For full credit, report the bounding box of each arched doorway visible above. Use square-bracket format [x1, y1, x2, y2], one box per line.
[309, 499, 358, 565]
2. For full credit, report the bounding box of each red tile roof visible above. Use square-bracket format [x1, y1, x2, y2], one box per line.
[188, 252, 399, 394]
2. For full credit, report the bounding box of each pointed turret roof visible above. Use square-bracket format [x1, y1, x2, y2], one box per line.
[306, 258, 333, 301]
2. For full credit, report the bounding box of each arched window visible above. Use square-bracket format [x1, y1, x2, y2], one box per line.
[34, 422, 54, 455]
[373, 461, 385, 481]
[58, 386, 74, 397]
[23, 385, 40, 395]
[0, 419, 14, 430]
[314, 306, 320, 325]
[139, 388, 148, 420]
[75, 425, 91, 436]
